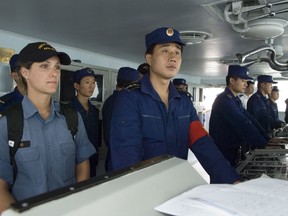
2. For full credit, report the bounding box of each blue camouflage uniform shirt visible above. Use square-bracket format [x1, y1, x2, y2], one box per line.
[0, 96, 96, 201]
[110, 75, 239, 184]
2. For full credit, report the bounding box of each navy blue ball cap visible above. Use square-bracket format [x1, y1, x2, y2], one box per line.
[74, 67, 96, 83]
[9, 54, 19, 72]
[247, 80, 255, 85]
[19, 42, 71, 65]
[145, 27, 185, 50]
[173, 78, 187, 86]
[228, 65, 253, 80]
[257, 75, 277, 84]
[272, 86, 279, 92]
[117, 67, 139, 81]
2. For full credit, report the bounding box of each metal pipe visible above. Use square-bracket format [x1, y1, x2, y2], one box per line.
[236, 45, 272, 63]
[260, 58, 288, 71]
[267, 49, 288, 67]
[260, 57, 288, 71]
[243, 0, 288, 13]
[236, 45, 288, 71]
[247, 7, 288, 22]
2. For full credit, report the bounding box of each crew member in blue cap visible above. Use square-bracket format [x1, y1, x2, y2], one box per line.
[69, 67, 99, 177]
[267, 86, 285, 131]
[0, 54, 25, 114]
[247, 75, 278, 135]
[109, 27, 240, 184]
[173, 78, 188, 92]
[209, 65, 270, 167]
[0, 42, 95, 212]
[102, 67, 140, 172]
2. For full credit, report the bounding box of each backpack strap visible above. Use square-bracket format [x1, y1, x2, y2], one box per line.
[4, 103, 23, 189]
[59, 103, 78, 139]
[5, 103, 24, 159]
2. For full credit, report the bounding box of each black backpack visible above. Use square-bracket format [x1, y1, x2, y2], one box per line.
[3, 102, 78, 187]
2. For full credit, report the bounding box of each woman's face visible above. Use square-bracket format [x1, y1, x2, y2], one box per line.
[21, 56, 61, 96]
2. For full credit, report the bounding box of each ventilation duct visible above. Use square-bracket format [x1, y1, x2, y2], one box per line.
[179, 31, 212, 45]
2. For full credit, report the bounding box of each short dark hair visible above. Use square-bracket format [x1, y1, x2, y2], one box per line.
[247, 81, 254, 86]
[226, 76, 239, 86]
[145, 43, 184, 55]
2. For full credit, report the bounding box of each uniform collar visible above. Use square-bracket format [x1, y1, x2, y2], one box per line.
[22, 95, 56, 120]
[268, 98, 276, 104]
[140, 74, 181, 101]
[224, 87, 238, 101]
[256, 90, 268, 100]
[72, 96, 95, 111]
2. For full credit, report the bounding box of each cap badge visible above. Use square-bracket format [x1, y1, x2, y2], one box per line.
[38, 43, 56, 51]
[166, 28, 174, 36]
[87, 68, 93, 73]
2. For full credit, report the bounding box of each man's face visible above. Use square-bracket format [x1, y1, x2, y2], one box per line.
[74, 76, 96, 98]
[245, 83, 254, 95]
[230, 77, 247, 94]
[145, 43, 182, 80]
[269, 91, 279, 101]
[262, 82, 272, 95]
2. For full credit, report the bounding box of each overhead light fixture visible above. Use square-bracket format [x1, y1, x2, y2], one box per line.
[179, 31, 212, 45]
[240, 18, 288, 40]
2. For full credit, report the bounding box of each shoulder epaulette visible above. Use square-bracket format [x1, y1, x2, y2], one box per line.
[226, 94, 232, 98]
[126, 83, 141, 91]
